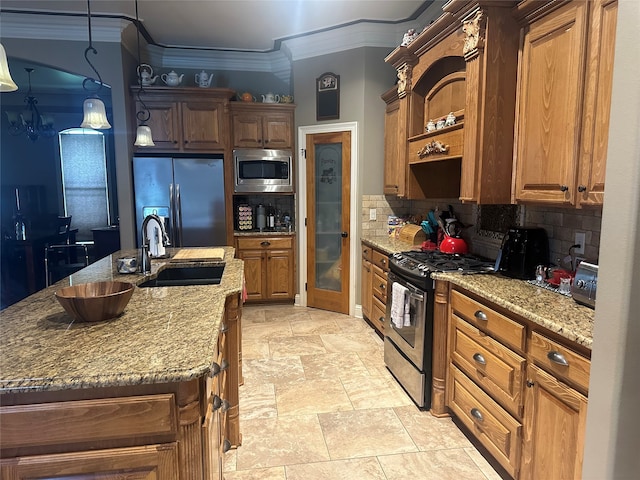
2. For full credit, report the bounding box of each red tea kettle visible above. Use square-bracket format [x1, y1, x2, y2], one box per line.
[439, 235, 468, 254]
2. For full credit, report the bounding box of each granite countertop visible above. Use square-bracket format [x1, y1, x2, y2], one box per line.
[360, 233, 594, 350]
[0, 247, 244, 394]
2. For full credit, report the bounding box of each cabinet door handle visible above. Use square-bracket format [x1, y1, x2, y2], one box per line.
[341, 231, 348, 238]
[547, 351, 569, 366]
[220, 358, 229, 371]
[212, 395, 222, 411]
[526, 380, 535, 388]
[221, 399, 231, 413]
[560, 185, 569, 192]
[210, 362, 221, 377]
[261, 241, 271, 247]
[220, 322, 229, 334]
[222, 438, 232, 453]
[380, 259, 386, 265]
[578, 185, 587, 192]
[380, 283, 385, 290]
[470, 408, 484, 422]
[474, 310, 488, 321]
[173, 140, 178, 144]
[472, 353, 486, 365]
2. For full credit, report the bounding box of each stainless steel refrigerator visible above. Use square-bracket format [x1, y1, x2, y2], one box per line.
[132, 156, 226, 247]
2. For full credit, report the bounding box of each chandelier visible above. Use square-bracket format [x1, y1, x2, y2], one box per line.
[5, 68, 56, 142]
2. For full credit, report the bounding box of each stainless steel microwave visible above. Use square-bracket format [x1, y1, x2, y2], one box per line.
[233, 148, 293, 193]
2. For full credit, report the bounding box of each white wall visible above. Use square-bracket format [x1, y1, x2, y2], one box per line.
[583, 0, 640, 476]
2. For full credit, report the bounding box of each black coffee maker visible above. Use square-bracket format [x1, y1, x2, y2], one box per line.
[497, 227, 549, 280]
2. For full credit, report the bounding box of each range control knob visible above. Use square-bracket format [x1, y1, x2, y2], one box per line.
[576, 279, 586, 288]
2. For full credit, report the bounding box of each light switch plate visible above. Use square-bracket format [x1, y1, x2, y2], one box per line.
[370, 208, 377, 221]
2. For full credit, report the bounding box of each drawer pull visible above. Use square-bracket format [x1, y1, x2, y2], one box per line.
[380, 283, 386, 290]
[470, 408, 484, 422]
[380, 259, 386, 265]
[220, 358, 229, 371]
[222, 438, 232, 453]
[474, 310, 488, 321]
[547, 351, 569, 367]
[261, 241, 271, 247]
[212, 395, 222, 411]
[472, 353, 486, 365]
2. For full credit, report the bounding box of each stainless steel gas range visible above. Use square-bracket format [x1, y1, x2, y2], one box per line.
[384, 250, 495, 408]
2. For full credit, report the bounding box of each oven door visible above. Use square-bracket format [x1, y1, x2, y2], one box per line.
[385, 271, 428, 370]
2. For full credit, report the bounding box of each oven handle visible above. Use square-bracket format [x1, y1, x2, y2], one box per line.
[388, 272, 427, 300]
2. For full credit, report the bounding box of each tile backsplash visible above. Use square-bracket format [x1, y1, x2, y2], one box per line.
[362, 195, 601, 268]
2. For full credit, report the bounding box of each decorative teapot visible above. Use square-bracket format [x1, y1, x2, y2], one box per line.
[137, 64, 157, 86]
[261, 92, 280, 104]
[195, 70, 213, 88]
[161, 70, 184, 87]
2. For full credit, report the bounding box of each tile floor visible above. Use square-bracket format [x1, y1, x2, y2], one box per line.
[223, 304, 505, 480]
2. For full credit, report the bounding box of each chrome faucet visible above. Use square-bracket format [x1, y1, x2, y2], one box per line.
[141, 214, 170, 272]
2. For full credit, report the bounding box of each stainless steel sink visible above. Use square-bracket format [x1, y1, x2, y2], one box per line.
[137, 265, 224, 287]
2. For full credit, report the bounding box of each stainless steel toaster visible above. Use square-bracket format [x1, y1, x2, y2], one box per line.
[571, 262, 598, 308]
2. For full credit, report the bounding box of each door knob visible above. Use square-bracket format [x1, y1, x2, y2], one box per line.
[341, 231, 348, 238]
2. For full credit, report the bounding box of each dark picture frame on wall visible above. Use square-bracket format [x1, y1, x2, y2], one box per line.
[316, 72, 340, 121]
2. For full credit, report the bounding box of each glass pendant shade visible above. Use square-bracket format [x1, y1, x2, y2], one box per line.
[81, 97, 111, 129]
[0, 44, 18, 92]
[134, 125, 155, 146]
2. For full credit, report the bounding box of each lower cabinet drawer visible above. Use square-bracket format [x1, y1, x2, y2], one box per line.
[0, 395, 177, 451]
[450, 316, 525, 418]
[371, 295, 386, 333]
[449, 365, 521, 478]
[372, 267, 387, 302]
[529, 331, 590, 393]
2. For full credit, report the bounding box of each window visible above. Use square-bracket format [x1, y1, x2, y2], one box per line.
[58, 128, 110, 241]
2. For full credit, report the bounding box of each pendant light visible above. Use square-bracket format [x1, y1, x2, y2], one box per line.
[133, 0, 155, 146]
[80, 0, 111, 129]
[0, 44, 18, 92]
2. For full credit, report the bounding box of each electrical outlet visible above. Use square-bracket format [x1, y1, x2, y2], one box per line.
[574, 232, 586, 255]
[369, 208, 377, 221]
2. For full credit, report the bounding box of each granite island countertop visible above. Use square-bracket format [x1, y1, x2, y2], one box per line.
[0, 247, 244, 394]
[360, 233, 594, 350]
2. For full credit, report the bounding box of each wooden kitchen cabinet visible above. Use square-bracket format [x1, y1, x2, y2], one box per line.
[446, 287, 590, 479]
[384, 1, 520, 203]
[381, 87, 405, 197]
[236, 235, 295, 302]
[230, 103, 295, 149]
[512, 0, 618, 207]
[360, 242, 387, 336]
[520, 364, 588, 480]
[131, 87, 235, 153]
[361, 244, 373, 319]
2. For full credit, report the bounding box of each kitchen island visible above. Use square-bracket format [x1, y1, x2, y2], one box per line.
[0, 247, 243, 479]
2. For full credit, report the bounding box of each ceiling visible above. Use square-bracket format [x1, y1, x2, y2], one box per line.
[1, 0, 435, 52]
[1, 1, 442, 94]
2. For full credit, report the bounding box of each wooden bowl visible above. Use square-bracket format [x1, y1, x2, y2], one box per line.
[55, 281, 135, 322]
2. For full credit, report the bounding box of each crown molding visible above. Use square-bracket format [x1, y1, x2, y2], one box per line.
[0, 12, 128, 43]
[1, 7, 441, 80]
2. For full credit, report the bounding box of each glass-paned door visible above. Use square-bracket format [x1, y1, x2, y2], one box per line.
[306, 131, 351, 314]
